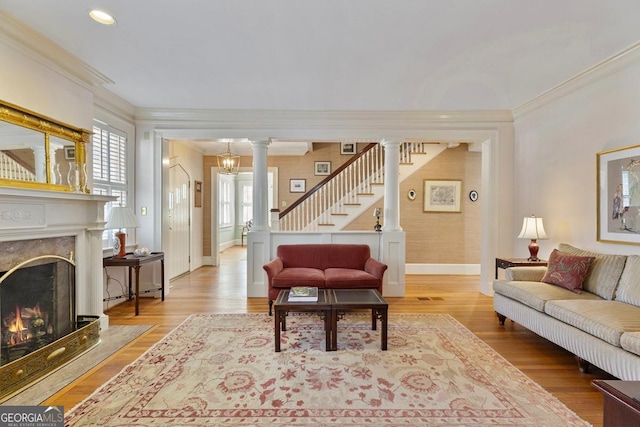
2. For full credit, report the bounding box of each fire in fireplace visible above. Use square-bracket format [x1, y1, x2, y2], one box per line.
[1, 256, 74, 366]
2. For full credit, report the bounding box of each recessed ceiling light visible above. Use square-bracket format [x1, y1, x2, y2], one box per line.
[89, 9, 116, 25]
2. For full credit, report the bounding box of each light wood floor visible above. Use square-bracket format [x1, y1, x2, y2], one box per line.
[45, 246, 613, 426]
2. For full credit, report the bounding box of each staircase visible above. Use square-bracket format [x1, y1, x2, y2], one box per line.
[278, 142, 449, 231]
[0, 151, 36, 181]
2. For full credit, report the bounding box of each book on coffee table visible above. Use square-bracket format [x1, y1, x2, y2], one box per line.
[288, 286, 319, 302]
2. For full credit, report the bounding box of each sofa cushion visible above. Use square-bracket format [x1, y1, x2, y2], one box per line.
[615, 255, 640, 307]
[558, 243, 627, 300]
[324, 268, 379, 289]
[270, 268, 326, 289]
[621, 332, 640, 357]
[541, 249, 594, 293]
[493, 280, 601, 312]
[277, 244, 370, 270]
[545, 300, 640, 347]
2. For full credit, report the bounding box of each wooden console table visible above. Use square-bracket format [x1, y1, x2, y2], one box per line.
[495, 257, 547, 279]
[103, 252, 165, 315]
[592, 380, 640, 426]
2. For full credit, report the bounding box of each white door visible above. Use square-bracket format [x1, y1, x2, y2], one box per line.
[169, 164, 191, 278]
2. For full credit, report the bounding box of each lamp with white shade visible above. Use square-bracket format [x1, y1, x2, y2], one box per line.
[518, 215, 548, 261]
[105, 206, 140, 258]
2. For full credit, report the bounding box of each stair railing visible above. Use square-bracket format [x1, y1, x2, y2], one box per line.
[0, 151, 37, 181]
[278, 141, 432, 231]
[279, 143, 382, 231]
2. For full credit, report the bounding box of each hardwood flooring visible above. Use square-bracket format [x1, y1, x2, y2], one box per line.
[44, 246, 613, 426]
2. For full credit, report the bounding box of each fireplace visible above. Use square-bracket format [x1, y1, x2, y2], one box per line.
[0, 189, 112, 401]
[1, 255, 75, 366]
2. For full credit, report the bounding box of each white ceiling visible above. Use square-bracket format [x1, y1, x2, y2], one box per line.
[2, 1, 640, 153]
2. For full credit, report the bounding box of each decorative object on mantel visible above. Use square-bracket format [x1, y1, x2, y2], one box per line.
[518, 215, 548, 261]
[373, 207, 382, 232]
[106, 206, 140, 257]
[216, 141, 240, 175]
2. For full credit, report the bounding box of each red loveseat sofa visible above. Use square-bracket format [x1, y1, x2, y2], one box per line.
[263, 243, 388, 315]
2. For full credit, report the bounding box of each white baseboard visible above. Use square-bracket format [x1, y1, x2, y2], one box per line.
[405, 264, 480, 275]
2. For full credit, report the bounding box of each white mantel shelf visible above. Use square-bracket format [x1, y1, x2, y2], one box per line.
[0, 187, 115, 330]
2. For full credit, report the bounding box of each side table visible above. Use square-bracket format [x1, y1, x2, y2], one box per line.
[495, 257, 547, 280]
[103, 252, 165, 315]
[592, 380, 640, 427]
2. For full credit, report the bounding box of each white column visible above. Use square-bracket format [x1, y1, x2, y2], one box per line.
[33, 146, 46, 182]
[251, 139, 270, 231]
[381, 139, 402, 231]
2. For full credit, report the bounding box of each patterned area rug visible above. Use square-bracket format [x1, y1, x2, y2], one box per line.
[66, 313, 589, 426]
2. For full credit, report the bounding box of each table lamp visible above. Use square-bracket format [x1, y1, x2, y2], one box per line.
[518, 215, 548, 261]
[106, 206, 140, 257]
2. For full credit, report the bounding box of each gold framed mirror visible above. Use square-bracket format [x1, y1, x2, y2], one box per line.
[0, 100, 91, 192]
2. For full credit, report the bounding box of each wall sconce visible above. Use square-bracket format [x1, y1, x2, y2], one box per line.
[518, 215, 548, 261]
[373, 207, 382, 232]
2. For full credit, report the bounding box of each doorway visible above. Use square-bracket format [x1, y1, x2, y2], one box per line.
[169, 164, 191, 279]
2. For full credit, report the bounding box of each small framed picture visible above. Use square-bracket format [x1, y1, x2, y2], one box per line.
[194, 180, 202, 208]
[290, 179, 306, 193]
[64, 145, 75, 160]
[314, 161, 331, 176]
[340, 142, 356, 155]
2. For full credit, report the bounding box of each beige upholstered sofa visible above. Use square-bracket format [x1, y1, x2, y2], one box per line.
[493, 243, 640, 380]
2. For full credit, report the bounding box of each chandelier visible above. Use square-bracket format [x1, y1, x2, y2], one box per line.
[216, 141, 240, 175]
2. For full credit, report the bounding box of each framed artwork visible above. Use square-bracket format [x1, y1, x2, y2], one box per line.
[423, 180, 461, 213]
[340, 142, 356, 155]
[314, 161, 331, 176]
[597, 144, 640, 245]
[290, 179, 306, 193]
[194, 180, 202, 207]
[64, 146, 75, 160]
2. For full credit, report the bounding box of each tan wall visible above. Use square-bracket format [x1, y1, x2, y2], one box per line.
[202, 143, 481, 264]
[344, 145, 481, 264]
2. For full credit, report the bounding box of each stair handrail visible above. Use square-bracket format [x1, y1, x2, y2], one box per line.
[279, 142, 378, 219]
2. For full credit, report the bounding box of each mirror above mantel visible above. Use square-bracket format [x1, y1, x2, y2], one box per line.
[0, 100, 91, 192]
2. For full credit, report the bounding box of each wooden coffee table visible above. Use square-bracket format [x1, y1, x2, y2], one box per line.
[273, 288, 332, 352]
[329, 289, 388, 351]
[592, 380, 640, 426]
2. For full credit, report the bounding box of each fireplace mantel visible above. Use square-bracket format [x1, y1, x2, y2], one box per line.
[0, 187, 114, 330]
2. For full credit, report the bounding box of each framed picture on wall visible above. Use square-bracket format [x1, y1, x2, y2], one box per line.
[314, 161, 331, 176]
[597, 143, 640, 245]
[340, 142, 356, 155]
[423, 179, 461, 212]
[194, 180, 202, 207]
[64, 146, 75, 160]
[290, 179, 306, 193]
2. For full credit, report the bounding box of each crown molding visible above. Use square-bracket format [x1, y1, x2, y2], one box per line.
[135, 108, 513, 138]
[93, 86, 136, 123]
[513, 42, 640, 119]
[0, 10, 113, 88]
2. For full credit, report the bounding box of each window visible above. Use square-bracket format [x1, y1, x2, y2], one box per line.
[240, 183, 253, 224]
[219, 176, 233, 227]
[92, 119, 130, 246]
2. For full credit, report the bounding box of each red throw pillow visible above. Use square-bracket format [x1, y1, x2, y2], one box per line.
[541, 249, 595, 293]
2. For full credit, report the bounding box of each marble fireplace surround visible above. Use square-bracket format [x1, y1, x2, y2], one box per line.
[0, 187, 114, 331]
